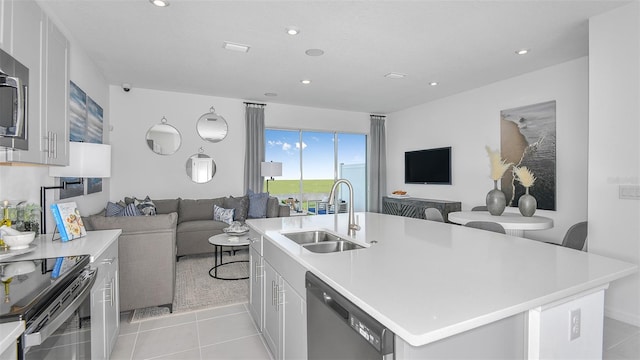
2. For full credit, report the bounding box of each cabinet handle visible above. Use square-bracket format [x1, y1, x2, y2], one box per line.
[276, 285, 285, 312]
[53, 132, 57, 159]
[110, 278, 115, 307]
[49, 132, 54, 158]
[271, 280, 276, 306]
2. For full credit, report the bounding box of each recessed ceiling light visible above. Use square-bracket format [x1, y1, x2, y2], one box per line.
[150, 0, 169, 7]
[515, 49, 529, 55]
[305, 49, 324, 57]
[384, 73, 407, 79]
[223, 41, 251, 53]
[300, 79, 312, 85]
[264, 93, 278, 97]
[429, 82, 439, 86]
[286, 26, 300, 35]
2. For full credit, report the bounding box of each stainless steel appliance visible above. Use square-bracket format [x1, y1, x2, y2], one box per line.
[306, 272, 394, 360]
[0, 255, 96, 359]
[0, 48, 29, 150]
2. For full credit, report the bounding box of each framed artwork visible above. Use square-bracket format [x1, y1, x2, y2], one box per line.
[59, 177, 84, 199]
[64, 81, 105, 197]
[500, 100, 556, 211]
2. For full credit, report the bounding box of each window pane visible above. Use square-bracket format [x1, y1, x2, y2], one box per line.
[302, 131, 335, 213]
[265, 129, 300, 202]
[338, 133, 367, 211]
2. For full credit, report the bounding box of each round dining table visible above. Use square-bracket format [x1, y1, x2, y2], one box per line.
[447, 211, 554, 237]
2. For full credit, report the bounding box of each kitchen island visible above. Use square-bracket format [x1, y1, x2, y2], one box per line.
[246, 212, 637, 359]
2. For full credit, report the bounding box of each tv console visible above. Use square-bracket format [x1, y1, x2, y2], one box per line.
[382, 196, 461, 223]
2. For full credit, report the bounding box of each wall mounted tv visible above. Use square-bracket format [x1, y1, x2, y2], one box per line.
[404, 147, 452, 184]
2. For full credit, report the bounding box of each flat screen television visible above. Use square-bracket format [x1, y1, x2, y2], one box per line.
[404, 147, 451, 184]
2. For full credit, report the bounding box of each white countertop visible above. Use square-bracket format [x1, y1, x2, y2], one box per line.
[247, 212, 637, 347]
[10, 229, 121, 263]
[0, 321, 24, 355]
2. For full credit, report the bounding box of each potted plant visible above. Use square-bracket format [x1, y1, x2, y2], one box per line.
[22, 203, 40, 233]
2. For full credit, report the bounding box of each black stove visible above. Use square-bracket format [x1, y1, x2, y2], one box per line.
[0, 255, 90, 325]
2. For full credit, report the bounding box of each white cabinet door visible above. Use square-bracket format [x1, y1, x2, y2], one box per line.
[283, 280, 307, 360]
[249, 246, 264, 332]
[264, 261, 282, 359]
[1, 0, 43, 157]
[42, 17, 68, 165]
[0, 0, 11, 50]
[91, 239, 120, 359]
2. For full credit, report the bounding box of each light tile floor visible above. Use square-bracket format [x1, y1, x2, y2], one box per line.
[111, 303, 271, 360]
[112, 304, 639, 360]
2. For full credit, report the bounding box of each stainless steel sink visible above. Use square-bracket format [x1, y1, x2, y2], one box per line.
[302, 240, 364, 253]
[283, 231, 343, 245]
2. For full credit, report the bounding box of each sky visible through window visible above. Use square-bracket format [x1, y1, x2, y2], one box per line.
[265, 129, 365, 179]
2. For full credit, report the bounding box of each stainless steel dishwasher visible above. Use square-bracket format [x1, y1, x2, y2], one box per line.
[306, 272, 395, 359]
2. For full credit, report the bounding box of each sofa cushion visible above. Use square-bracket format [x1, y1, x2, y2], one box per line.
[154, 198, 180, 215]
[83, 212, 178, 233]
[106, 201, 124, 217]
[266, 197, 282, 218]
[176, 219, 228, 234]
[213, 205, 234, 225]
[135, 196, 157, 216]
[179, 198, 224, 223]
[223, 196, 249, 222]
[247, 190, 269, 219]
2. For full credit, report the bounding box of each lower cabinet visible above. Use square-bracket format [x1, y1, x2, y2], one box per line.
[249, 246, 263, 331]
[90, 238, 120, 359]
[262, 260, 307, 360]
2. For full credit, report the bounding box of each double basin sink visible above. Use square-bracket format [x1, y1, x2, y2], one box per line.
[282, 230, 364, 253]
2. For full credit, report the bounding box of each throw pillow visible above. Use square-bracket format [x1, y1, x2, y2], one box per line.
[105, 202, 124, 217]
[135, 196, 156, 216]
[223, 196, 249, 222]
[213, 205, 235, 225]
[116, 203, 142, 217]
[247, 189, 269, 219]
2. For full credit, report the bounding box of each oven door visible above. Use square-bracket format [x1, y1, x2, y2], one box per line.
[20, 268, 97, 360]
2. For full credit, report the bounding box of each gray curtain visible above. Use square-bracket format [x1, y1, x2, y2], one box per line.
[369, 115, 387, 212]
[244, 103, 266, 193]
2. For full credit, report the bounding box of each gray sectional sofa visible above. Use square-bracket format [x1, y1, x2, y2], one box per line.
[82, 195, 289, 313]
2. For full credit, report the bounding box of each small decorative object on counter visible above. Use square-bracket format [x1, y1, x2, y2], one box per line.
[485, 147, 512, 216]
[0, 200, 11, 250]
[22, 203, 41, 234]
[513, 166, 537, 217]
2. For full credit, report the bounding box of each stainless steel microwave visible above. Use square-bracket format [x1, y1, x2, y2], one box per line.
[0, 47, 29, 150]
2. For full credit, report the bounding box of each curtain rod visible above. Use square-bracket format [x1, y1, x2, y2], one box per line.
[244, 102, 266, 106]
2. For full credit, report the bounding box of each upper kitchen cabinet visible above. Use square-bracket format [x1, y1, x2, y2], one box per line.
[0, 0, 42, 157]
[1, 0, 68, 165]
[41, 17, 69, 165]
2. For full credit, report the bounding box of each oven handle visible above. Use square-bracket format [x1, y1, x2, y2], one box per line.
[25, 269, 97, 348]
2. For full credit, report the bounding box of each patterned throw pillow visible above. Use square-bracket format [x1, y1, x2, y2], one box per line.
[247, 189, 269, 219]
[135, 196, 156, 216]
[223, 196, 249, 222]
[105, 202, 124, 217]
[213, 205, 235, 225]
[118, 203, 142, 217]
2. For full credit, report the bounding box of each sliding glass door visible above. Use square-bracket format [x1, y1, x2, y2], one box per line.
[265, 129, 366, 213]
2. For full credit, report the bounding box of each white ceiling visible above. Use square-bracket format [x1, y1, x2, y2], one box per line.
[38, 0, 630, 114]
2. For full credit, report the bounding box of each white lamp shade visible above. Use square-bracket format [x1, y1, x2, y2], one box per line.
[261, 161, 282, 177]
[49, 142, 112, 178]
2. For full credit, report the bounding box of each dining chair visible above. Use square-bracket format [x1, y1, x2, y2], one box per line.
[561, 221, 588, 250]
[424, 208, 444, 222]
[464, 221, 506, 234]
[471, 206, 488, 211]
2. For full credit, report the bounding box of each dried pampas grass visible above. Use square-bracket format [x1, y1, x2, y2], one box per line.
[485, 146, 512, 181]
[513, 166, 536, 188]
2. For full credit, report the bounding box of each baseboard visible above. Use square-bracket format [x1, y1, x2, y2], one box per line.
[605, 307, 640, 327]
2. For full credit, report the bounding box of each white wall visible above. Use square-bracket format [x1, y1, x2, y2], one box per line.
[109, 87, 369, 202]
[387, 57, 589, 244]
[588, 2, 640, 326]
[0, 1, 109, 232]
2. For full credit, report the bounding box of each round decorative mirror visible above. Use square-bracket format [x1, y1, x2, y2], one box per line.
[186, 149, 216, 183]
[146, 117, 182, 155]
[196, 106, 228, 143]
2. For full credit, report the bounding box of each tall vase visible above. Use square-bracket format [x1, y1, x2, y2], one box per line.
[518, 187, 537, 217]
[486, 180, 506, 216]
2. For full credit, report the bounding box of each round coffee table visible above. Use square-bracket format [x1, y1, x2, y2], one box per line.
[208, 233, 250, 280]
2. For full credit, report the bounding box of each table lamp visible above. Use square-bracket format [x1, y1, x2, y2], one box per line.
[41, 142, 111, 234]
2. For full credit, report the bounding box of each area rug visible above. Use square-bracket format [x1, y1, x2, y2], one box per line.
[130, 250, 249, 322]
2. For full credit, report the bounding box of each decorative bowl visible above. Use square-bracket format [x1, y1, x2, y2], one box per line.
[3, 231, 36, 250]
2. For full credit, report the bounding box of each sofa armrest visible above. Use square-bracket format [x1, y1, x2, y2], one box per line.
[278, 204, 290, 217]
